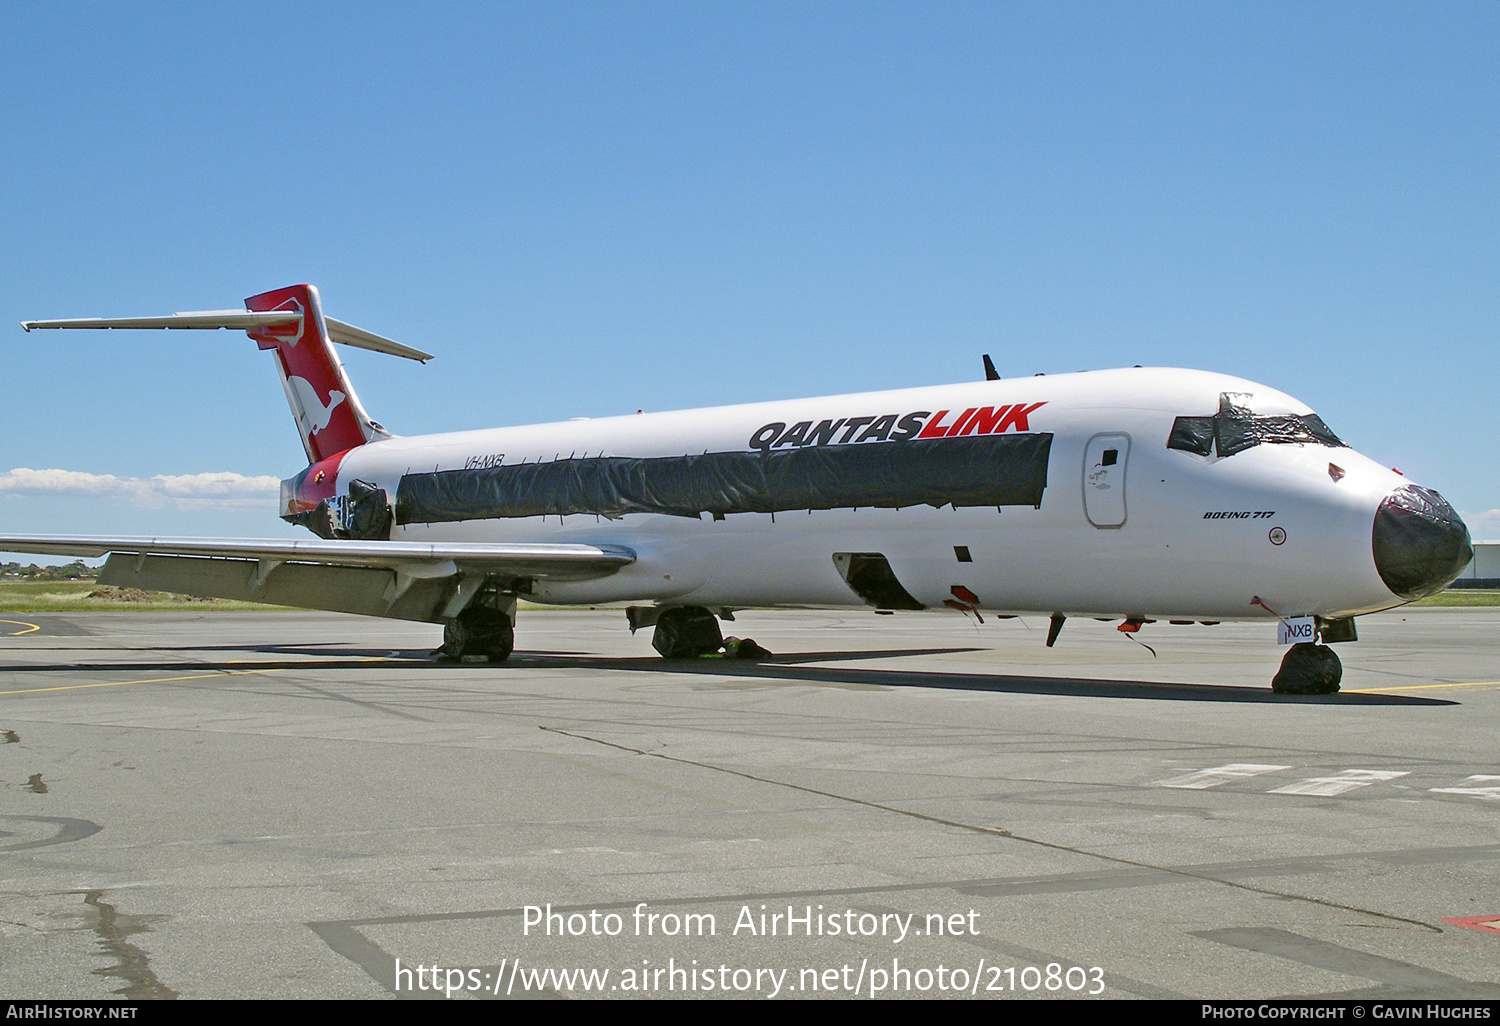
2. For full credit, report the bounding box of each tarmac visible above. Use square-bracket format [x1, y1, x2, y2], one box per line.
[1, 606, 1497, 1000]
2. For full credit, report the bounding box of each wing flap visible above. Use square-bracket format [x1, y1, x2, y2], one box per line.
[2, 535, 635, 622]
[98, 553, 463, 622]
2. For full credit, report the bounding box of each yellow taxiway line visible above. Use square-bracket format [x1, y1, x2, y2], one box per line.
[0, 655, 394, 697]
[1345, 681, 1500, 694]
[0, 668, 275, 697]
[1, 619, 41, 636]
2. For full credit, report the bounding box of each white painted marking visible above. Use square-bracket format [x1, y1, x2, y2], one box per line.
[1429, 775, 1500, 801]
[1277, 616, 1316, 646]
[1154, 763, 1291, 789]
[1269, 769, 1409, 797]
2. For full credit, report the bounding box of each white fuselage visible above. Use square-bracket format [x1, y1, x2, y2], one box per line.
[326, 368, 1408, 622]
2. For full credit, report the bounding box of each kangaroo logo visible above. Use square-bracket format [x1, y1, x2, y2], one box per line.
[289, 375, 346, 435]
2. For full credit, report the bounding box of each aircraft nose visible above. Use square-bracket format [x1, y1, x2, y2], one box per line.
[1371, 484, 1473, 600]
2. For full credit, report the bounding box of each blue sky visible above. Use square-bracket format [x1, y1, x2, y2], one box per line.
[2, 2, 1497, 554]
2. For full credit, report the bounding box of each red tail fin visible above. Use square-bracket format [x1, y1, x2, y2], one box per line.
[245, 285, 382, 463]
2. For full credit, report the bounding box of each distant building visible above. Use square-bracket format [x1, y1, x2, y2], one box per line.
[1450, 542, 1500, 588]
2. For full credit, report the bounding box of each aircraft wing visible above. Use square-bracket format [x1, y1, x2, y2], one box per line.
[0, 535, 635, 623]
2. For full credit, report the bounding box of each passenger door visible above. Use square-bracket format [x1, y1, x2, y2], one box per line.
[1083, 433, 1130, 528]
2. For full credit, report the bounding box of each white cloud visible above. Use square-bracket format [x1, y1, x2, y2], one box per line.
[0, 468, 280, 510]
[1461, 509, 1500, 542]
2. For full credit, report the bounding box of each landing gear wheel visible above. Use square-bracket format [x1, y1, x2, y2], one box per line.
[483, 616, 515, 662]
[1272, 643, 1342, 694]
[438, 619, 465, 660]
[438, 607, 514, 662]
[651, 607, 723, 658]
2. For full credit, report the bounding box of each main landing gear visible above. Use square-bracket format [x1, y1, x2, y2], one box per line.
[436, 583, 516, 662]
[646, 606, 774, 660]
[651, 607, 724, 658]
[438, 606, 514, 662]
[1272, 643, 1342, 695]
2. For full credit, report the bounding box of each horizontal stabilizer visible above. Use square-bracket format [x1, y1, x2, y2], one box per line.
[20, 310, 433, 362]
[324, 317, 432, 362]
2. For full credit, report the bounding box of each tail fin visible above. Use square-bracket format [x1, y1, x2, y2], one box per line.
[21, 283, 431, 466]
[244, 285, 388, 463]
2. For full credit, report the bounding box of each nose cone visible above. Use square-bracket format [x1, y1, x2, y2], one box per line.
[1372, 485, 1473, 600]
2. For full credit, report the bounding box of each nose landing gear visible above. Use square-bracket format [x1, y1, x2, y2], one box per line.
[1272, 643, 1342, 694]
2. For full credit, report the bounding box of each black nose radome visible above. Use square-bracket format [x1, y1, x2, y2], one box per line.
[1372, 485, 1473, 600]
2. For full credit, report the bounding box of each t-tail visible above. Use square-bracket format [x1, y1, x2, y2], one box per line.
[20, 285, 432, 528]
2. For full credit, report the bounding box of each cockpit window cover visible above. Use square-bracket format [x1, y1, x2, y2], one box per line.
[396, 433, 1053, 525]
[1168, 393, 1345, 458]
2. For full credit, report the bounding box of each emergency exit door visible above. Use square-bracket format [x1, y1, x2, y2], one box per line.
[1083, 433, 1130, 528]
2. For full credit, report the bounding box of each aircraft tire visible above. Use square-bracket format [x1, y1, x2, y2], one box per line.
[440, 607, 514, 662]
[1271, 643, 1342, 695]
[652, 607, 723, 658]
[437, 618, 466, 660]
[485, 617, 515, 663]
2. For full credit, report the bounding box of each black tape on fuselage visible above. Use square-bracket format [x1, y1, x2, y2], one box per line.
[1167, 394, 1345, 458]
[395, 433, 1053, 525]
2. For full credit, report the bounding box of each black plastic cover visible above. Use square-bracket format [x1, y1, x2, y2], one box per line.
[395, 434, 1053, 525]
[284, 501, 336, 539]
[341, 480, 393, 540]
[1372, 485, 1473, 600]
[1168, 394, 1345, 458]
[1166, 416, 1215, 456]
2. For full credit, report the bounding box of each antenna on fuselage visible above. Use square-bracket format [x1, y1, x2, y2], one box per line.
[1046, 613, 1066, 647]
[982, 354, 1000, 381]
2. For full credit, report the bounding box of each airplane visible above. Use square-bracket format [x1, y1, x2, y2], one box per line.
[7, 284, 1473, 694]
